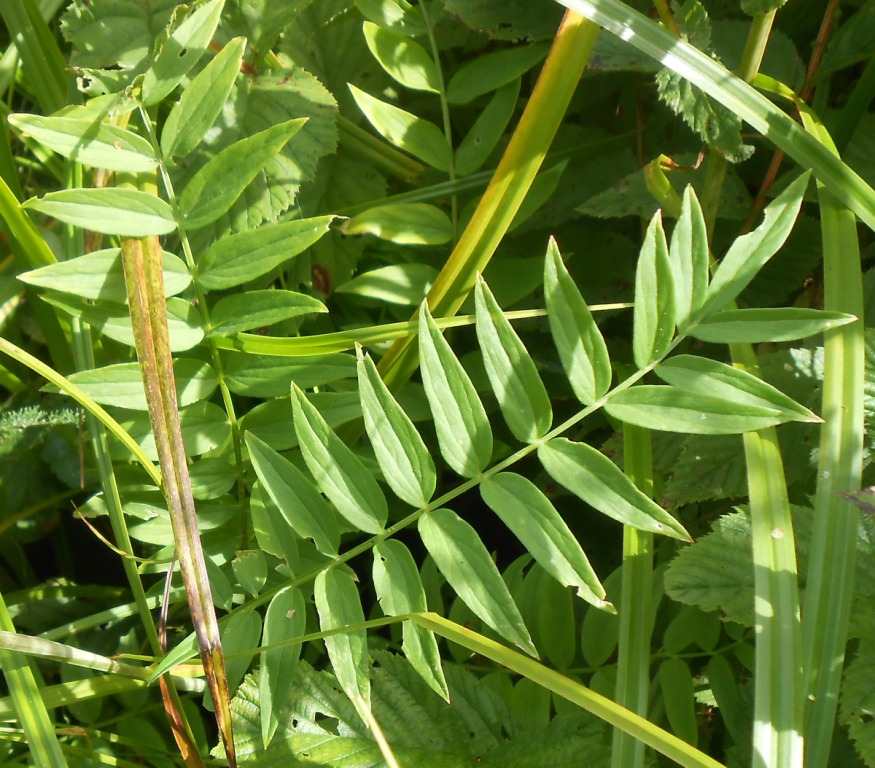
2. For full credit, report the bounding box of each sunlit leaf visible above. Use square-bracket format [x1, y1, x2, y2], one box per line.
[690, 307, 855, 343]
[341, 203, 452, 245]
[669, 186, 709, 330]
[335, 264, 439, 306]
[447, 43, 549, 104]
[633, 210, 675, 368]
[363, 21, 439, 92]
[208, 291, 327, 336]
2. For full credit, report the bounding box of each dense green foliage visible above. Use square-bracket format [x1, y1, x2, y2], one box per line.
[1, 1, 875, 767]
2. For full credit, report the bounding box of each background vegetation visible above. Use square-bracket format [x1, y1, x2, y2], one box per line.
[1, 1, 874, 767]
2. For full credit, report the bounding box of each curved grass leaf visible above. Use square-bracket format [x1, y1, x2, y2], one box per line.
[9, 113, 157, 172]
[141, 0, 225, 106]
[633, 210, 675, 368]
[291, 383, 388, 533]
[670, 186, 709, 330]
[19, 248, 191, 302]
[208, 291, 327, 336]
[419, 507, 536, 656]
[363, 21, 439, 92]
[455, 80, 520, 177]
[314, 569, 371, 711]
[475, 276, 552, 443]
[245, 432, 340, 555]
[196, 215, 335, 290]
[357, 349, 435, 508]
[260, 586, 306, 748]
[480, 472, 609, 609]
[372, 540, 448, 699]
[419, 303, 492, 478]
[342, 203, 452, 245]
[349, 84, 450, 171]
[178, 119, 307, 230]
[544, 237, 612, 405]
[446, 43, 550, 104]
[161, 37, 246, 161]
[604, 386, 794, 434]
[690, 307, 855, 343]
[655, 355, 820, 422]
[23, 188, 176, 236]
[539, 438, 690, 540]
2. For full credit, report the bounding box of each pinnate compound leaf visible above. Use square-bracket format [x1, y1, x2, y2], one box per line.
[140, 0, 225, 106]
[419, 507, 536, 656]
[342, 203, 452, 245]
[447, 43, 549, 104]
[349, 84, 450, 171]
[455, 80, 519, 177]
[372, 540, 448, 699]
[315, 569, 371, 710]
[178, 119, 307, 230]
[480, 473, 609, 609]
[244, 432, 340, 555]
[19, 248, 190, 302]
[690, 307, 855, 343]
[160, 37, 246, 160]
[197, 215, 336, 290]
[208, 291, 327, 336]
[544, 238, 611, 405]
[260, 586, 306, 748]
[633, 210, 675, 368]
[291, 383, 388, 533]
[363, 21, 439, 92]
[65, 359, 217, 410]
[605, 386, 793, 435]
[9, 113, 157, 172]
[703, 173, 809, 316]
[669, 186, 709, 330]
[475, 276, 552, 443]
[419, 303, 492, 478]
[539, 438, 690, 540]
[335, 264, 439, 306]
[357, 349, 435, 508]
[655, 355, 819, 422]
[23, 189, 176, 236]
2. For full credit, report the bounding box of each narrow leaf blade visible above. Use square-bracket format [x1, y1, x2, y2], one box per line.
[669, 185, 709, 329]
[690, 307, 855, 343]
[633, 210, 675, 368]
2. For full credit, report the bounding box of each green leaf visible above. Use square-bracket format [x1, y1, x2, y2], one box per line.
[335, 263, 439, 306]
[250, 481, 300, 564]
[363, 21, 439, 92]
[65, 359, 217, 410]
[117, 401, 231, 462]
[372, 540, 448, 699]
[341, 203, 452, 245]
[9, 113, 157, 172]
[447, 43, 549, 104]
[224, 353, 355, 397]
[260, 586, 306, 748]
[538, 438, 690, 540]
[633, 210, 675, 368]
[23, 189, 176, 236]
[443, 0, 563, 41]
[418, 303, 492, 478]
[231, 550, 268, 597]
[160, 37, 246, 160]
[670, 186, 709, 330]
[314, 569, 371, 710]
[419, 507, 536, 656]
[178, 118, 307, 230]
[480, 473, 609, 609]
[604, 386, 796, 434]
[702, 173, 809, 317]
[219, 608, 262, 699]
[544, 238, 612, 405]
[19, 248, 190, 302]
[455, 80, 519, 177]
[208, 291, 327, 336]
[245, 432, 340, 555]
[654, 355, 820, 422]
[42, 294, 202, 352]
[658, 658, 698, 746]
[355, 0, 427, 36]
[140, 0, 225, 106]
[291, 383, 388, 534]
[475, 276, 552, 443]
[349, 84, 450, 171]
[357, 349, 435, 508]
[197, 215, 336, 290]
[690, 307, 856, 343]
